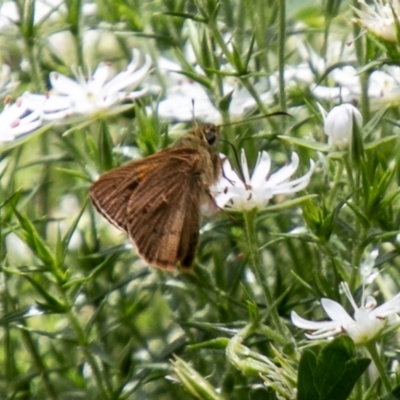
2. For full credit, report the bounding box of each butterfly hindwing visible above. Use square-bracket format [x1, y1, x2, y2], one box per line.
[126, 150, 203, 270]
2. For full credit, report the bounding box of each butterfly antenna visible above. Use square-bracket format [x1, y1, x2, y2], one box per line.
[191, 99, 198, 127]
[218, 111, 291, 128]
[219, 139, 246, 182]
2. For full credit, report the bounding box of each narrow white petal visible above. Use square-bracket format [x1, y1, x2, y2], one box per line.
[20, 109, 41, 124]
[125, 88, 149, 100]
[291, 310, 339, 330]
[305, 328, 342, 340]
[241, 149, 251, 185]
[90, 62, 112, 91]
[103, 54, 152, 93]
[270, 159, 315, 194]
[372, 292, 400, 317]
[42, 95, 71, 113]
[250, 151, 271, 187]
[9, 119, 41, 137]
[42, 109, 72, 120]
[49, 72, 85, 97]
[213, 192, 234, 208]
[220, 157, 244, 187]
[340, 281, 359, 311]
[321, 298, 355, 324]
[267, 152, 299, 186]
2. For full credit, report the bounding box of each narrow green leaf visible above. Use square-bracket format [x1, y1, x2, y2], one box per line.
[10, 208, 55, 268]
[22, 275, 67, 313]
[162, 11, 207, 23]
[279, 135, 331, 152]
[230, 42, 245, 74]
[186, 338, 230, 350]
[98, 120, 114, 172]
[58, 199, 88, 264]
[362, 105, 389, 141]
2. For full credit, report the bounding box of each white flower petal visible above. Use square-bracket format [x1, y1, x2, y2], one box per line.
[372, 292, 400, 317]
[267, 153, 299, 186]
[270, 160, 315, 195]
[0, 99, 42, 142]
[91, 63, 113, 90]
[49, 72, 85, 97]
[105, 54, 152, 93]
[250, 151, 271, 187]
[240, 149, 251, 185]
[291, 310, 339, 330]
[321, 298, 355, 324]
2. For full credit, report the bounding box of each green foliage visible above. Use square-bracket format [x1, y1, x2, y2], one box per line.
[297, 336, 370, 400]
[2, 0, 400, 399]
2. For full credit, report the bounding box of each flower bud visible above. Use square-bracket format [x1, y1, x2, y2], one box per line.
[324, 103, 363, 149]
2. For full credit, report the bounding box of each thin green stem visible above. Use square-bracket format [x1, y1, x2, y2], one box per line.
[327, 161, 344, 210]
[354, 378, 362, 400]
[20, 328, 58, 400]
[251, 0, 270, 73]
[18, 0, 49, 238]
[277, 0, 286, 115]
[63, 299, 113, 399]
[243, 210, 286, 337]
[343, 156, 366, 290]
[351, 0, 370, 122]
[364, 341, 392, 393]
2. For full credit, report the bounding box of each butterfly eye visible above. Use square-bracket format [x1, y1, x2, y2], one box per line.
[205, 126, 217, 145]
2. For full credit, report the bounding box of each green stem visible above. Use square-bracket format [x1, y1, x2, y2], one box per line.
[20, 329, 58, 400]
[354, 378, 362, 400]
[243, 210, 286, 337]
[351, 0, 370, 122]
[19, 0, 49, 238]
[364, 341, 392, 393]
[343, 155, 365, 290]
[63, 300, 113, 399]
[350, 242, 364, 291]
[277, 0, 286, 115]
[327, 161, 344, 210]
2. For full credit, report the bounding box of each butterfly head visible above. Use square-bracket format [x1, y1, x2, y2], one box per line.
[191, 123, 219, 147]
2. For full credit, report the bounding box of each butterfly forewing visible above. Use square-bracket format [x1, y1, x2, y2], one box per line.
[90, 156, 164, 230]
[90, 147, 204, 270]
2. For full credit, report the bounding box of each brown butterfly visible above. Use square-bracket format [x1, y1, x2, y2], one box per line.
[89, 124, 221, 271]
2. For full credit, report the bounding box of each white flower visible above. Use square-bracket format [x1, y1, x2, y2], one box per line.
[152, 53, 275, 124]
[324, 103, 363, 149]
[314, 65, 400, 110]
[0, 98, 42, 142]
[157, 80, 221, 123]
[156, 78, 274, 124]
[211, 150, 315, 211]
[24, 49, 151, 120]
[354, 0, 400, 43]
[291, 282, 400, 344]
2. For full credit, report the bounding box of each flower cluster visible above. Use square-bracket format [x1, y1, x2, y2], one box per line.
[211, 150, 315, 211]
[0, 49, 152, 142]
